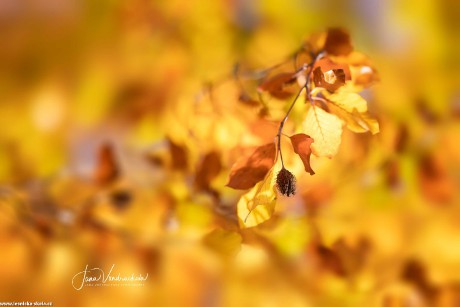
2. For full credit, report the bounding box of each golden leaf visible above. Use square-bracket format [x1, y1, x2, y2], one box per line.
[303, 105, 343, 158]
[327, 90, 368, 112]
[237, 166, 277, 228]
[326, 90, 380, 134]
[203, 228, 242, 258]
[350, 109, 380, 134]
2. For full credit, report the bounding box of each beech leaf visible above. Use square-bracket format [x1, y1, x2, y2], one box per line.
[326, 90, 379, 134]
[303, 106, 343, 158]
[237, 167, 277, 228]
[290, 134, 315, 175]
[227, 143, 276, 190]
[324, 28, 353, 56]
[313, 67, 347, 92]
[258, 72, 298, 99]
[328, 90, 368, 113]
[313, 57, 351, 92]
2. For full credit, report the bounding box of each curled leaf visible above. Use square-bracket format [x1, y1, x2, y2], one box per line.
[313, 57, 351, 92]
[314, 57, 351, 80]
[303, 106, 343, 158]
[313, 67, 347, 92]
[227, 143, 276, 190]
[290, 133, 315, 175]
[237, 167, 277, 228]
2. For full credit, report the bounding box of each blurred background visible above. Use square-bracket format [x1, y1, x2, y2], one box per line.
[0, 0, 459, 306]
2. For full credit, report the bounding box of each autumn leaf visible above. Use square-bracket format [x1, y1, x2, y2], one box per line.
[303, 105, 343, 158]
[324, 28, 353, 56]
[195, 151, 222, 190]
[353, 65, 380, 88]
[349, 110, 380, 134]
[227, 143, 276, 190]
[326, 90, 380, 134]
[418, 154, 454, 204]
[313, 67, 347, 92]
[258, 72, 298, 99]
[168, 138, 188, 170]
[329, 51, 379, 89]
[94, 143, 119, 185]
[203, 228, 242, 258]
[312, 57, 351, 92]
[313, 57, 352, 81]
[290, 134, 315, 175]
[237, 167, 277, 228]
[328, 90, 368, 112]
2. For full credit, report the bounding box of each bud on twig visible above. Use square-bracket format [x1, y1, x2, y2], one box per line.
[276, 168, 296, 196]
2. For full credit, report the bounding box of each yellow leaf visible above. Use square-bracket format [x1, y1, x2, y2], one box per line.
[325, 88, 379, 134]
[351, 109, 380, 134]
[237, 166, 277, 228]
[303, 105, 343, 158]
[203, 229, 242, 258]
[327, 90, 368, 112]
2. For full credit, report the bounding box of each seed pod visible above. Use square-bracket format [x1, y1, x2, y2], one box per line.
[276, 168, 296, 196]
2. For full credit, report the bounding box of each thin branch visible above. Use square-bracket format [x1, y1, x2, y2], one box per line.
[276, 51, 324, 168]
[277, 86, 306, 168]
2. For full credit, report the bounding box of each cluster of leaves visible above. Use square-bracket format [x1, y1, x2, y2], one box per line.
[227, 28, 380, 227]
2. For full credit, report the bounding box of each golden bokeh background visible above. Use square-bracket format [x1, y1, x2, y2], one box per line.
[0, 0, 459, 306]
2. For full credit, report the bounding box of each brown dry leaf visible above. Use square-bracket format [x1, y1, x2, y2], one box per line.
[314, 244, 345, 276]
[324, 28, 353, 56]
[418, 154, 454, 204]
[227, 143, 276, 190]
[401, 259, 438, 300]
[303, 106, 343, 158]
[237, 167, 277, 228]
[258, 72, 298, 99]
[290, 133, 315, 175]
[195, 151, 222, 190]
[93, 143, 119, 185]
[168, 138, 188, 170]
